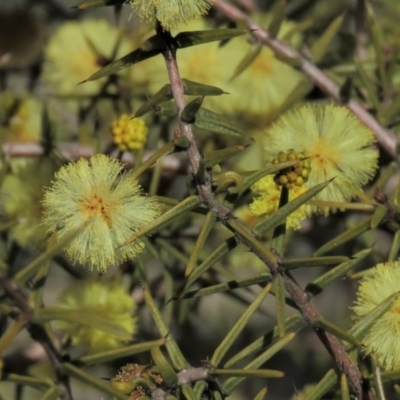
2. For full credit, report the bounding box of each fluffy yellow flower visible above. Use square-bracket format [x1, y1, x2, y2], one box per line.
[1, 159, 55, 248]
[0, 92, 42, 143]
[41, 19, 142, 96]
[250, 174, 308, 230]
[260, 103, 378, 214]
[147, 18, 305, 129]
[42, 154, 160, 273]
[353, 262, 400, 370]
[55, 280, 137, 353]
[111, 114, 148, 151]
[130, 0, 215, 31]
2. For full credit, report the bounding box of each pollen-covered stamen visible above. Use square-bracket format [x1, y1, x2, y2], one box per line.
[79, 192, 112, 225]
[272, 149, 311, 190]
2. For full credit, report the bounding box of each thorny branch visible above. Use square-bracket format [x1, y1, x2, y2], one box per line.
[158, 16, 368, 400]
[0, 279, 73, 400]
[214, 0, 399, 163]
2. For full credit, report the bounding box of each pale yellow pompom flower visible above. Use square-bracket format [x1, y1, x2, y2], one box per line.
[262, 103, 378, 215]
[353, 262, 400, 371]
[42, 19, 138, 96]
[147, 18, 305, 129]
[55, 280, 137, 353]
[1, 159, 56, 248]
[130, 0, 215, 31]
[42, 154, 160, 273]
[250, 174, 308, 230]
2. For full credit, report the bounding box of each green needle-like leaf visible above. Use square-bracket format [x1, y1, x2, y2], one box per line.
[180, 273, 272, 300]
[39, 386, 60, 400]
[354, 58, 380, 111]
[268, 0, 286, 37]
[150, 346, 178, 386]
[182, 237, 237, 292]
[181, 383, 198, 400]
[77, 339, 165, 366]
[82, 44, 162, 82]
[274, 275, 286, 338]
[120, 195, 202, 247]
[210, 368, 283, 379]
[306, 248, 371, 296]
[130, 140, 175, 180]
[253, 387, 268, 400]
[14, 219, 93, 286]
[175, 29, 248, 49]
[182, 78, 226, 96]
[314, 216, 372, 256]
[340, 374, 351, 400]
[185, 211, 216, 276]
[230, 44, 262, 81]
[4, 374, 51, 390]
[227, 219, 279, 270]
[349, 292, 399, 340]
[316, 318, 361, 346]
[144, 287, 189, 370]
[203, 145, 247, 168]
[282, 256, 349, 270]
[240, 159, 299, 194]
[370, 204, 387, 229]
[366, 2, 389, 95]
[63, 363, 130, 400]
[35, 308, 131, 339]
[210, 283, 272, 367]
[134, 84, 173, 117]
[194, 108, 244, 137]
[182, 96, 204, 123]
[306, 369, 339, 400]
[224, 313, 303, 368]
[311, 14, 344, 63]
[222, 332, 295, 394]
[388, 230, 400, 262]
[76, 0, 126, 8]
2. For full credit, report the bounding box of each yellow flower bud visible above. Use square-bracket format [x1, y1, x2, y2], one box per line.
[111, 114, 149, 152]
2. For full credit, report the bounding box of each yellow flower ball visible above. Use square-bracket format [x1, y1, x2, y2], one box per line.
[146, 17, 305, 129]
[260, 103, 378, 215]
[41, 19, 142, 97]
[1, 159, 56, 248]
[111, 114, 148, 151]
[0, 91, 42, 143]
[42, 154, 160, 273]
[353, 262, 400, 371]
[129, 0, 215, 31]
[55, 280, 137, 353]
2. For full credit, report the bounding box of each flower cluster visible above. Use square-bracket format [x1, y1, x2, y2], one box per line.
[55, 280, 137, 353]
[250, 103, 378, 225]
[111, 114, 148, 151]
[353, 261, 400, 371]
[129, 0, 215, 32]
[42, 154, 160, 273]
[250, 174, 308, 230]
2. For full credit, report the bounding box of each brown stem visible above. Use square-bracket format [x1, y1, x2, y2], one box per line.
[0, 279, 74, 400]
[214, 0, 399, 163]
[158, 25, 231, 219]
[159, 15, 364, 398]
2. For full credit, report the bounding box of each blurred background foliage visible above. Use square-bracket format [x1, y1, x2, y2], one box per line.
[1, 0, 400, 399]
